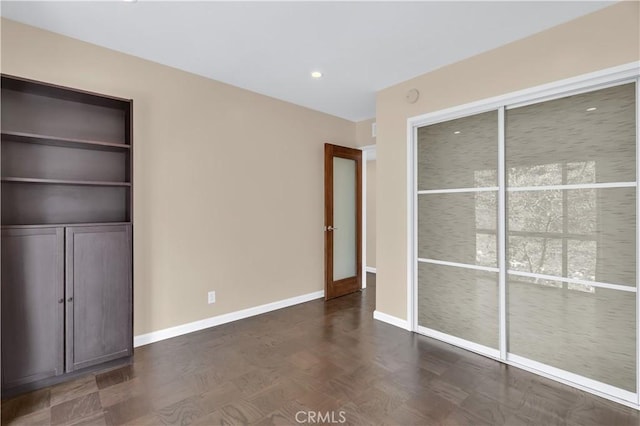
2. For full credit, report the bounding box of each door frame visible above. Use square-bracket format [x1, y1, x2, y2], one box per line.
[324, 143, 363, 300]
[406, 61, 640, 409]
[360, 144, 376, 288]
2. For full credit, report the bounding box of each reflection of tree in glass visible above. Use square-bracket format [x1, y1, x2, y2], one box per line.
[508, 189, 563, 283]
[567, 161, 596, 185]
[473, 189, 497, 267]
[475, 234, 497, 267]
[474, 169, 497, 188]
[508, 163, 563, 187]
[568, 189, 596, 235]
[475, 162, 597, 292]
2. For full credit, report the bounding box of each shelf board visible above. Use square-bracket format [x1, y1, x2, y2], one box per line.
[1, 131, 130, 152]
[1, 222, 132, 230]
[1, 177, 131, 187]
[2, 74, 131, 109]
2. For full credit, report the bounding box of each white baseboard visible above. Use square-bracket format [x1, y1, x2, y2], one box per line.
[365, 266, 377, 273]
[134, 290, 324, 347]
[373, 310, 411, 331]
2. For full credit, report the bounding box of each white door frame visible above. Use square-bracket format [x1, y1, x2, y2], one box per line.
[406, 61, 640, 409]
[360, 144, 376, 288]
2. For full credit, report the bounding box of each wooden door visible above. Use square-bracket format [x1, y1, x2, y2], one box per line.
[324, 143, 362, 300]
[1, 227, 64, 390]
[65, 224, 132, 372]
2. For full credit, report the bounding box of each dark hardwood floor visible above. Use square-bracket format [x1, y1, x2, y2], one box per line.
[3, 273, 640, 425]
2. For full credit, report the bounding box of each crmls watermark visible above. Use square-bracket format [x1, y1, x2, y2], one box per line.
[295, 411, 347, 424]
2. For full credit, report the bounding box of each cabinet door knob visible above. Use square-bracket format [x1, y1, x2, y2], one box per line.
[58, 298, 64, 304]
[67, 297, 73, 302]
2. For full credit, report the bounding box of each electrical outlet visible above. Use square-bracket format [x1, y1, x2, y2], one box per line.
[208, 291, 216, 304]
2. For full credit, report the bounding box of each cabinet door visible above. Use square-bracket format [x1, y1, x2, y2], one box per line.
[1, 227, 64, 389]
[66, 225, 132, 372]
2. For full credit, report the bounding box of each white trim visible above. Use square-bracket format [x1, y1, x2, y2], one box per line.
[417, 187, 498, 195]
[636, 78, 640, 406]
[507, 353, 637, 407]
[507, 78, 639, 111]
[362, 148, 368, 289]
[361, 144, 376, 289]
[366, 266, 377, 273]
[507, 270, 636, 293]
[408, 61, 639, 128]
[373, 310, 411, 331]
[412, 125, 419, 333]
[410, 102, 503, 129]
[507, 182, 636, 192]
[407, 123, 418, 331]
[134, 290, 324, 347]
[360, 144, 377, 161]
[417, 326, 501, 360]
[415, 327, 638, 408]
[407, 121, 417, 332]
[498, 106, 507, 360]
[418, 258, 499, 273]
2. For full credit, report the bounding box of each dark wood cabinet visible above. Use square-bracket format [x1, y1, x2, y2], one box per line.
[1, 227, 65, 389]
[1, 75, 134, 395]
[66, 225, 132, 371]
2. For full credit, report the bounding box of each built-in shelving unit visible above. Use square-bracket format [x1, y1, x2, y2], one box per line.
[1, 74, 133, 227]
[1, 74, 134, 396]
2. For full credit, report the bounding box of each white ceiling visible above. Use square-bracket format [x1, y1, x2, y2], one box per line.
[1, 1, 613, 121]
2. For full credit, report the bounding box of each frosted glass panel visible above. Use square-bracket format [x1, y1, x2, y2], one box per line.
[418, 263, 498, 349]
[416, 110, 499, 351]
[508, 277, 636, 391]
[333, 157, 356, 281]
[505, 82, 637, 394]
[508, 188, 636, 286]
[418, 192, 497, 267]
[417, 111, 498, 190]
[506, 83, 636, 186]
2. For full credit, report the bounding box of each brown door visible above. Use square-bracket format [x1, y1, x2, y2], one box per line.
[324, 143, 362, 300]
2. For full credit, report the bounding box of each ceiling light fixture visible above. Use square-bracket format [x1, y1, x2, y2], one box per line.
[454, 131, 461, 134]
[586, 107, 597, 112]
[311, 71, 323, 79]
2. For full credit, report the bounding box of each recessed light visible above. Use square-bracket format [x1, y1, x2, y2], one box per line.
[311, 71, 323, 79]
[454, 131, 461, 135]
[586, 107, 597, 112]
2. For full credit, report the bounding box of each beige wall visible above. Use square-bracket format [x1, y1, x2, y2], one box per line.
[0, 19, 356, 336]
[375, 2, 640, 320]
[355, 118, 376, 147]
[366, 160, 376, 269]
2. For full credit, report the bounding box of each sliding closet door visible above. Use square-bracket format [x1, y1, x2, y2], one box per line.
[416, 111, 500, 352]
[505, 83, 637, 393]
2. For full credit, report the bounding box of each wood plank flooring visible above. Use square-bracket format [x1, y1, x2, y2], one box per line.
[3, 274, 640, 425]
